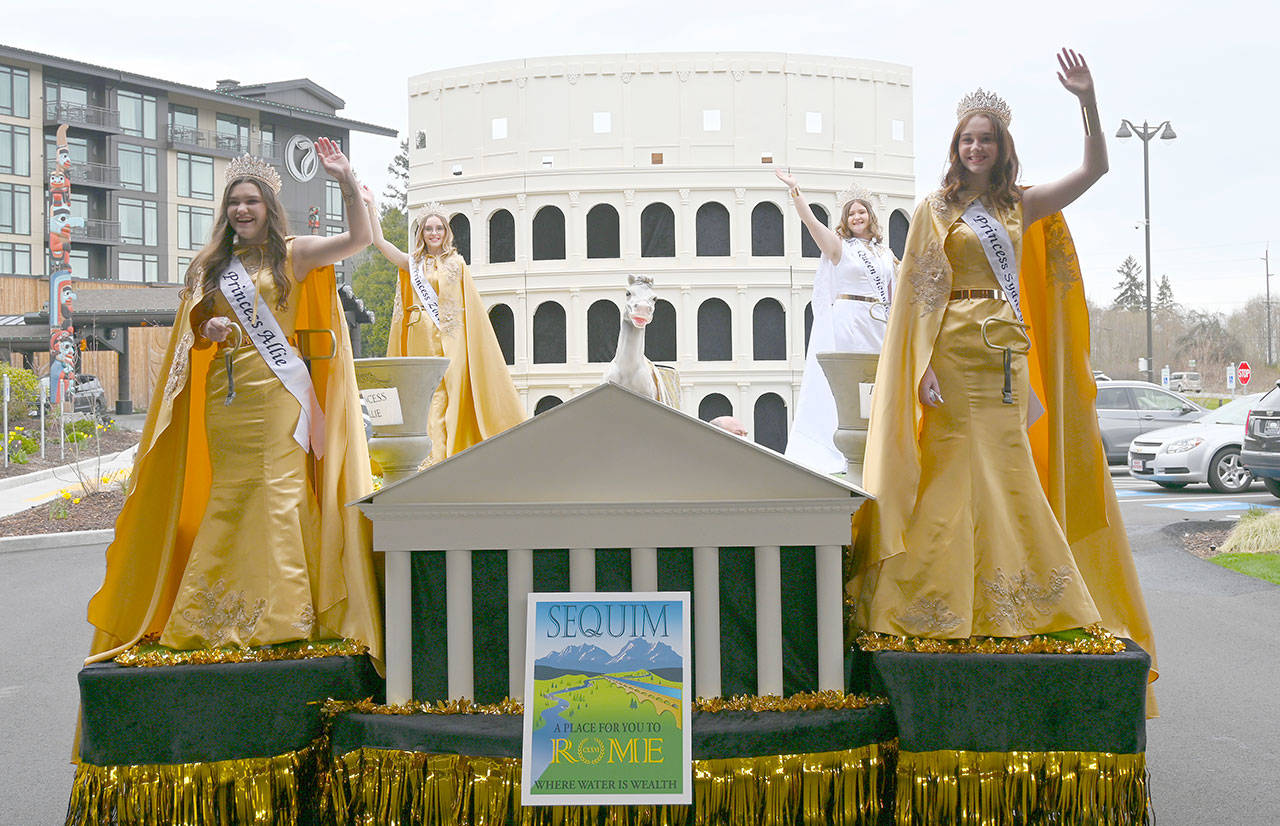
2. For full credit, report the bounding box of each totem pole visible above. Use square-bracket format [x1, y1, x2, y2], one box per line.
[48, 124, 82, 405]
[307, 206, 320, 234]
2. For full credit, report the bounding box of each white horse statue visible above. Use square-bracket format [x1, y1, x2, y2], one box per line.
[603, 274, 681, 408]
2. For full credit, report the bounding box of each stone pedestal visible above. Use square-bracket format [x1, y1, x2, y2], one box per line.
[816, 351, 880, 482]
[354, 356, 449, 483]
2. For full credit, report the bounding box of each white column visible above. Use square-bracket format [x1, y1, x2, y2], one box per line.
[385, 550, 413, 704]
[815, 544, 844, 692]
[754, 545, 784, 696]
[446, 548, 474, 699]
[693, 545, 721, 699]
[631, 547, 658, 592]
[569, 547, 596, 592]
[508, 548, 534, 700]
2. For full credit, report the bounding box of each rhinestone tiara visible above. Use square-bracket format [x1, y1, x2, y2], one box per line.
[225, 154, 283, 194]
[836, 182, 875, 208]
[956, 87, 1012, 127]
[420, 201, 448, 219]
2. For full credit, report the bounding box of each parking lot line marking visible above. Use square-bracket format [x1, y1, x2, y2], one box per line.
[1145, 501, 1277, 512]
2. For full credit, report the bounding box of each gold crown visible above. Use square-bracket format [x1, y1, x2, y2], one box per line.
[836, 182, 875, 208]
[225, 154, 283, 194]
[956, 87, 1012, 127]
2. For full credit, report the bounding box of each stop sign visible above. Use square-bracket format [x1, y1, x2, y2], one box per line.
[1238, 361, 1252, 386]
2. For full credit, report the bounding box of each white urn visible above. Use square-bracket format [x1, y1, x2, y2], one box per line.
[354, 356, 449, 484]
[815, 351, 880, 482]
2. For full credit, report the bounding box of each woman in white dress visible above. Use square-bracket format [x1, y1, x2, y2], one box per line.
[777, 169, 896, 473]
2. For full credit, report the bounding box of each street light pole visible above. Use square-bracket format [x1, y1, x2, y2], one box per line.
[1117, 119, 1175, 383]
[1265, 245, 1273, 365]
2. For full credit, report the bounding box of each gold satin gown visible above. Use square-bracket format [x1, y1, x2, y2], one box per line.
[857, 206, 1102, 638]
[162, 251, 325, 649]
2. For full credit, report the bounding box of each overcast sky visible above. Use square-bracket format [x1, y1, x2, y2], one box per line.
[5, 0, 1276, 312]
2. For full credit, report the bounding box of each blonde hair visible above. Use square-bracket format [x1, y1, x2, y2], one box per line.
[411, 210, 457, 261]
[834, 198, 883, 244]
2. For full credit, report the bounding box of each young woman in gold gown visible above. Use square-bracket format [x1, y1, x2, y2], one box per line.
[853, 51, 1156, 674]
[364, 190, 524, 465]
[86, 139, 382, 664]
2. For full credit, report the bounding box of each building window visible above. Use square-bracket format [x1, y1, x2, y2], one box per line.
[0, 183, 31, 235]
[70, 193, 89, 224]
[753, 393, 788, 452]
[45, 134, 88, 164]
[488, 209, 515, 264]
[118, 198, 157, 246]
[216, 114, 251, 153]
[697, 298, 732, 361]
[532, 206, 565, 261]
[0, 124, 29, 176]
[801, 204, 829, 259]
[698, 394, 733, 422]
[702, 109, 721, 131]
[325, 180, 343, 221]
[118, 252, 158, 283]
[805, 112, 822, 134]
[0, 65, 30, 118]
[640, 203, 675, 258]
[324, 225, 346, 273]
[892, 119, 906, 141]
[534, 396, 563, 415]
[70, 248, 91, 278]
[804, 302, 813, 354]
[752, 298, 786, 360]
[118, 144, 157, 192]
[449, 213, 471, 265]
[586, 204, 620, 259]
[491, 117, 508, 140]
[259, 124, 276, 158]
[488, 303, 515, 365]
[593, 112, 611, 134]
[169, 104, 198, 142]
[533, 301, 567, 363]
[117, 90, 157, 139]
[45, 81, 87, 110]
[695, 202, 730, 257]
[177, 153, 215, 199]
[177, 204, 214, 250]
[587, 299, 620, 363]
[0, 242, 31, 275]
[751, 202, 784, 256]
[645, 299, 676, 362]
[178, 256, 193, 278]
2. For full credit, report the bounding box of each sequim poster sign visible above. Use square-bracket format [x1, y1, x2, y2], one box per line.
[521, 592, 692, 806]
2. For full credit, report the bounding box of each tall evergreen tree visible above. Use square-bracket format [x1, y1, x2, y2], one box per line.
[1155, 274, 1177, 313]
[383, 139, 409, 211]
[1113, 256, 1146, 312]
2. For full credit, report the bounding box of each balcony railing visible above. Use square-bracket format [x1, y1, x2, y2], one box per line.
[48, 160, 122, 189]
[45, 101, 120, 132]
[167, 126, 281, 162]
[73, 218, 122, 245]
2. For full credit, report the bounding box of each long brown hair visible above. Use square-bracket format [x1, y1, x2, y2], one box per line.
[182, 178, 291, 309]
[940, 114, 1021, 211]
[410, 211, 457, 262]
[834, 198, 884, 244]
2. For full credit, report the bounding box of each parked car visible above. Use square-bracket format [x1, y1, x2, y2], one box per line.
[1241, 382, 1280, 498]
[1093, 371, 1112, 381]
[1127, 393, 1263, 492]
[1095, 380, 1205, 463]
[1168, 371, 1202, 393]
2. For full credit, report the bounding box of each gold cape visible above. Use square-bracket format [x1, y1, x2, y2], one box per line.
[854, 192, 1157, 694]
[85, 261, 382, 670]
[388, 253, 525, 464]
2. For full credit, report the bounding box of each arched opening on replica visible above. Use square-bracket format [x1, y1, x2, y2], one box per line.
[449, 213, 471, 265]
[532, 301, 566, 363]
[889, 208, 910, 260]
[488, 303, 515, 365]
[751, 201, 783, 256]
[754, 393, 788, 452]
[697, 298, 732, 361]
[804, 302, 814, 355]
[645, 299, 676, 362]
[752, 298, 786, 361]
[696, 202, 730, 257]
[488, 208, 515, 264]
[801, 203, 829, 259]
[532, 205, 566, 261]
[586, 204, 620, 259]
[640, 203, 676, 258]
[587, 299, 620, 363]
[534, 395, 563, 415]
[698, 393, 734, 422]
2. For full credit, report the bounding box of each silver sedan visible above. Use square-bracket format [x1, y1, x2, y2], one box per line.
[1127, 393, 1264, 492]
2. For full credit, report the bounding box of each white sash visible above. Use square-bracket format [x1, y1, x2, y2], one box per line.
[960, 200, 1021, 320]
[219, 256, 325, 457]
[407, 254, 442, 327]
[847, 239, 892, 305]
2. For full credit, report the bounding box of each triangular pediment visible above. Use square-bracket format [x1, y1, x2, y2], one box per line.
[365, 383, 864, 506]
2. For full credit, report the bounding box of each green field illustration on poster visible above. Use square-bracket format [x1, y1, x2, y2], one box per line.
[521, 593, 691, 806]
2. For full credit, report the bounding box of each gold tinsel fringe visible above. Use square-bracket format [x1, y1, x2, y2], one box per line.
[895, 749, 1149, 826]
[66, 738, 325, 826]
[114, 635, 366, 667]
[857, 624, 1125, 655]
[327, 743, 894, 826]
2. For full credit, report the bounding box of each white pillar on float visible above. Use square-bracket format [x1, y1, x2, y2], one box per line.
[446, 548, 474, 699]
[631, 546, 658, 592]
[754, 545, 783, 696]
[569, 547, 596, 592]
[507, 547, 534, 700]
[815, 543, 844, 692]
[693, 545, 721, 699]
[385, 550, 413, 704]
